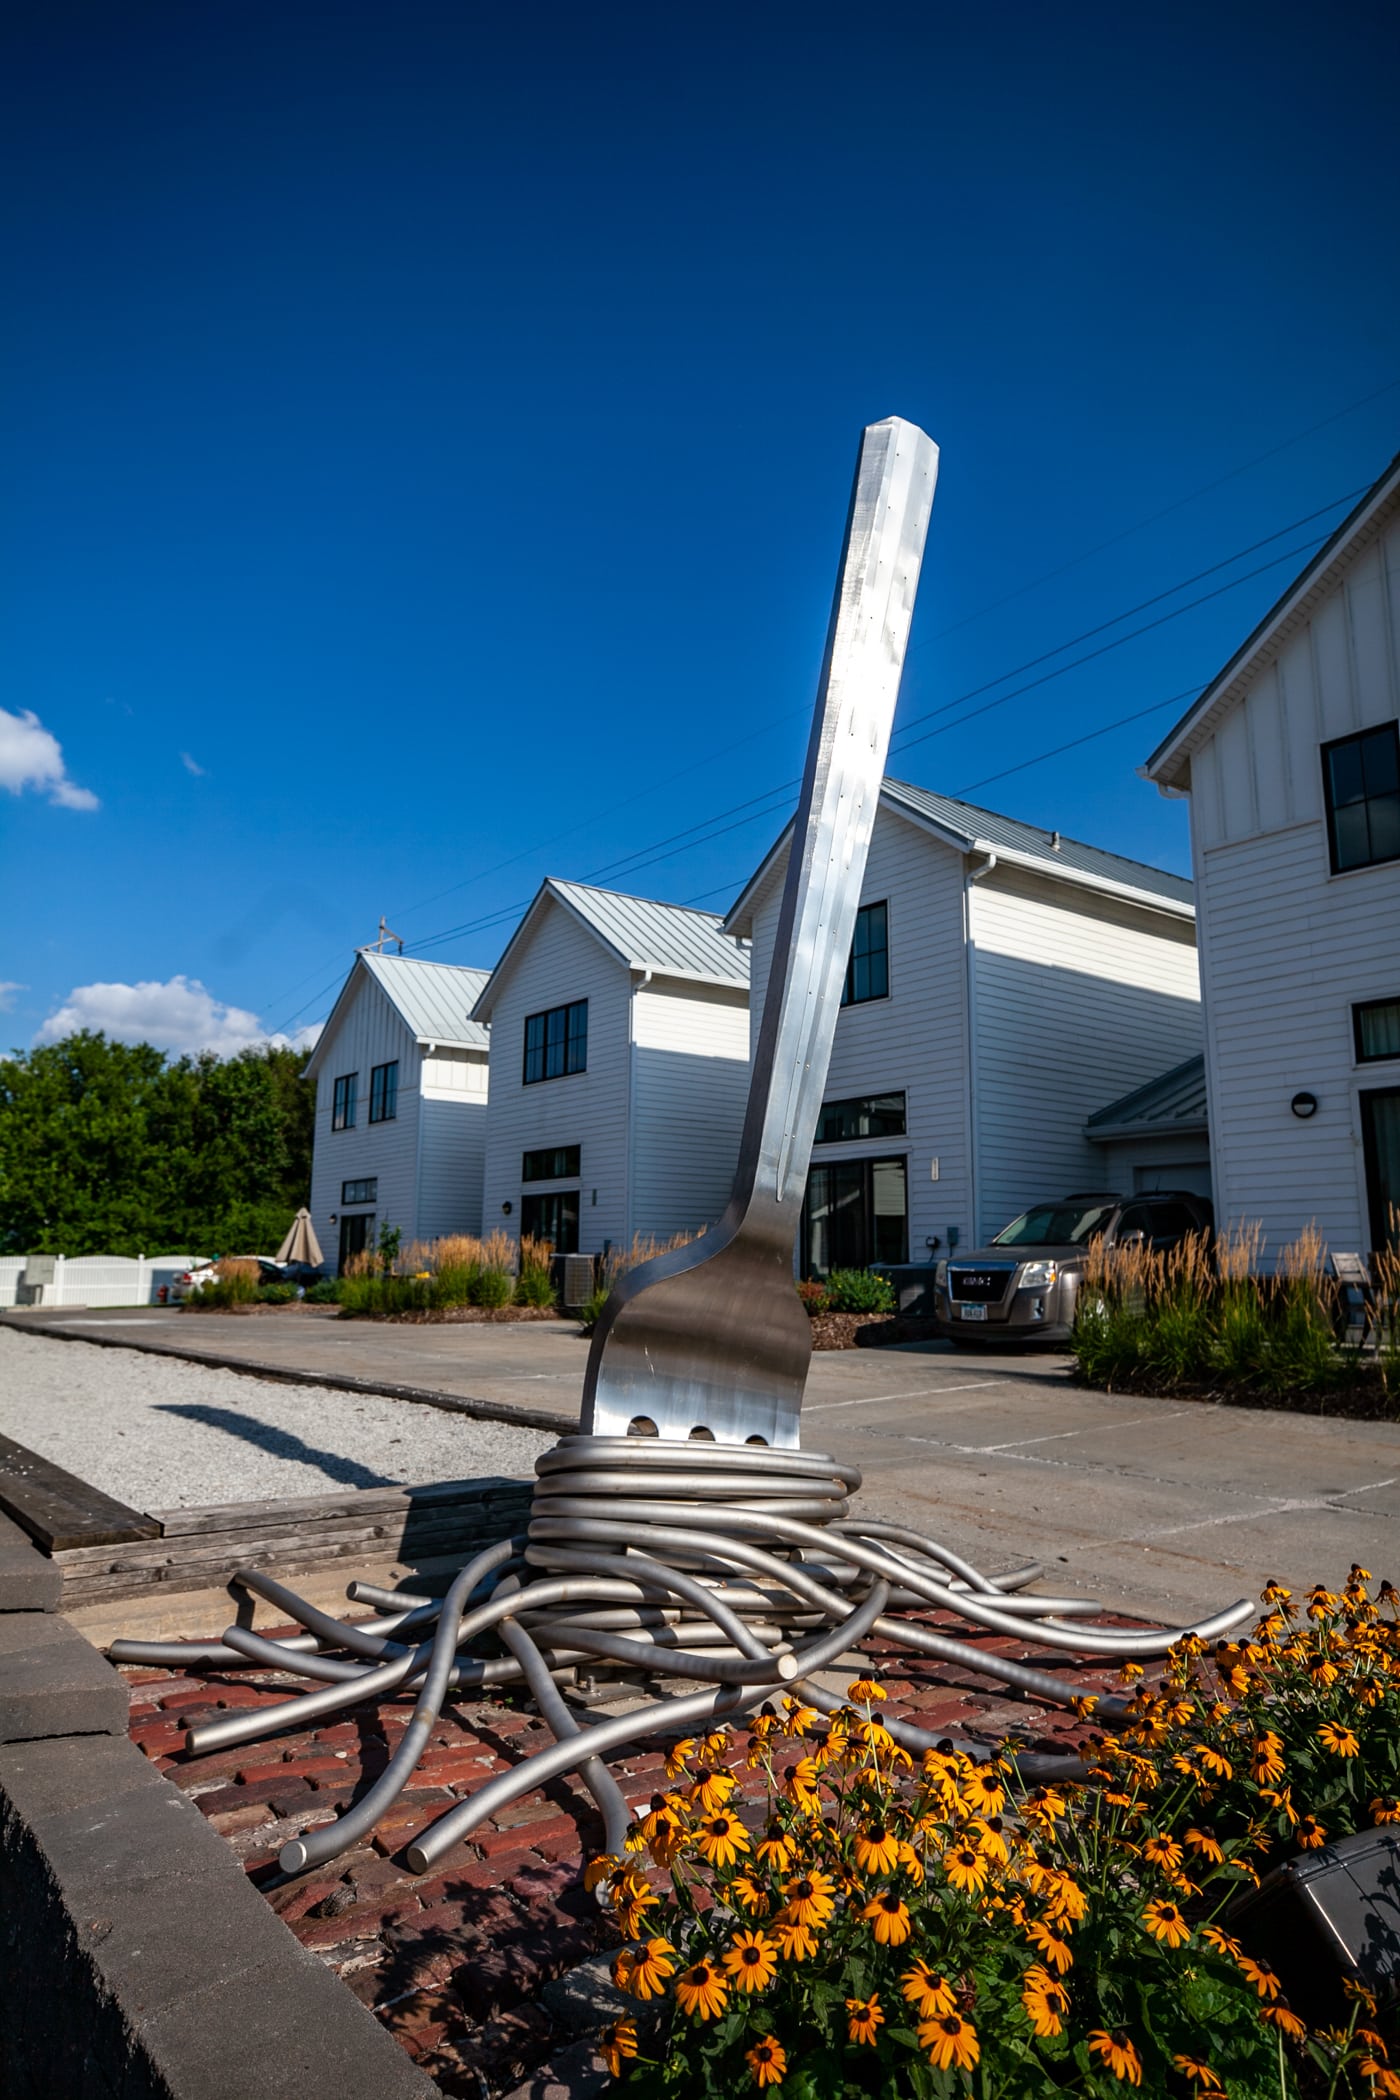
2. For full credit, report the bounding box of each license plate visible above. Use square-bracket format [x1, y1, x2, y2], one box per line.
[959, 1304, 988, 1321]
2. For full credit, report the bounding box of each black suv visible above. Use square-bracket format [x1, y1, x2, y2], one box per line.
[931, 1190, 1214, 1345]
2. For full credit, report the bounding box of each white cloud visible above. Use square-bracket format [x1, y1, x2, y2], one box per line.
[35, 976, 323, 1057]
[180, 751, 206, 777]
[0, 982, 26, 1012]
[0, 708, 99, 811]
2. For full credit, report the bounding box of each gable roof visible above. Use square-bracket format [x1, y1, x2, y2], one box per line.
[472, 878, 750, 1022]
[1084, 1053, 1208, 1141]
[723, 775, 1193, 936]
[1144, 451, 1400, 791]
[304, 953, 490, 1077]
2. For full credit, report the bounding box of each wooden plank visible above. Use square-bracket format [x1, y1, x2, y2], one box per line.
[151, 1475, 528, 1537]
[52, 1510, 503, 1575]
[57, 1525, 515, 1603]
[0, 1431, 160, 1552]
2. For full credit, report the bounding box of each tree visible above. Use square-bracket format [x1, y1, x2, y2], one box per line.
[0, 1032, 314, 1256]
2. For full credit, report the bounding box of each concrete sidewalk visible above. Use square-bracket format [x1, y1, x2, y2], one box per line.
[6, 1306, 1397, 1623]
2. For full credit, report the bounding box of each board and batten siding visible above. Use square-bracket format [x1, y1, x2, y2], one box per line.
[308, 972, 421, 1263]
[480, 904, 632, 1256]
[630, 980, 750, 1240]
[743, 806, 975, 1261]
[970, 868, 1202, 1241]
[1180, 512, 1400, 1254]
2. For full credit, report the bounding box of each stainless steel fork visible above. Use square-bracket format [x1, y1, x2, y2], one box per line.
[581, 416, 939, 1448]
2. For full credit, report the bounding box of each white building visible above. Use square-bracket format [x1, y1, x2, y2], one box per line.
[1144, 453, 1400, 1258]
[305, 953, 491, 1271]
[472, 879, 751, 1256]
[724, 779, 1203, 1271]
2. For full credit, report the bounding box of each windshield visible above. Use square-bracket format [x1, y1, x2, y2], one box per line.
[991, 1203, 1117, 1248]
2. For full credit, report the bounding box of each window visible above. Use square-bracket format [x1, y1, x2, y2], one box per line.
[1361, 1088, 1400, 1253]
[523, 999, 588, 1084]
[523, 1145, 581, 1181]
[802, 1156, 907, 1276]
[338, 1212, 374, 1272]
[341, 1178, 378, 1205]
[1323, 722, 1400, 874]
[815, 1091, 906, 1143]
[368, 1061, 399, 1123]
[332, 1073, 357, 1131]
[842, 902, 889, 1005]
[521, 1189, 580, 1253]
[1355, 998, 1400, 1064]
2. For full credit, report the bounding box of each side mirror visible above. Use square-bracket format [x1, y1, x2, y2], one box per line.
[1117, 1230, 1146, 1249]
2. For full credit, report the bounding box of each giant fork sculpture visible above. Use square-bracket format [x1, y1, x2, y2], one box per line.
[111, 419, 1253, 1880]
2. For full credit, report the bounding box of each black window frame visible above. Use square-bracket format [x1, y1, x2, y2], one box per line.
[341, 1177, 378, 1206]
[841, 901, 889, 1007]
[802, 1153, 909, 1278]
[368, 1060, 399, 1124]
[814, 1091, 907, 1144]
[1361, 1086, 1400, 1254]
[523, 999, 588, 1085]
[522, 1145, 582, 1182]
[332, 1072, 358, 1132]
[1354, 997, 1400, 1065]
[520, 1188, 580, 1253]
[1322, 721, 1400, 876]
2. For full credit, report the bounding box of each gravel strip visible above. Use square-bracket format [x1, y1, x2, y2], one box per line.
[0, 1327, 554, 1509]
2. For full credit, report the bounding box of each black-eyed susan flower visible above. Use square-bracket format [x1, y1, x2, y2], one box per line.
[918, 2012, 980, 2072]
[613, 1936, 676, 2000]
[1021, 1963, 1068, 2037]
[961, 1767, 1006, 1816]
[1236, 1952, 1282, 2000]
[847, 1676, 886, 1703]
[785, 1757, 821, 1812]
[730, 1871, 771, 1917]
[1184, 1825, 1223, 1863]
[746, 2038, 787, 2087]
[863, 1889, 912, 1945]
[897, 1837, 926, 1883]
[1261, 2003, 1307, 2041]
[782, 1869, 836, 1928]
[846, 1993, 884, 2045]
[584, 1853, 619, 1891]
[756, 1825, 797, 1871]
[664, 1738, 696, 1779]
[901, 1960, 956, 2017]
[598, 2018, 638, 2077]
[1373, 1797, 1400, 1825]
[1196, 1744, 1233, 1780]
[691, 1766, 738, 1813]
[1297, 1814, 1327, 1849]
[1201, 1924, 1242, 1959]
[1042, 1871, 1088, 1926]
[1088, 2029, 1143, 2085]
[610, 1871, 661, 1938]
[1172, 2056, 1222, 2089]
[695, 1811, 750, 1867]
[770, 1913, 819, 1962]
[1025, 1918, 1073, 1973]
[721, 1929, 778, 1993]
[1251, 1733, 1286, 1785]
[675, 1958, 729, 2021]
[854, 1824, 900, 1876]
[1141, 1832, 1183, 1874]
[1142, 1897, 1190, 1948]
[944, 1842, 990, 1896]
[1317, 1721, 1360, 1757]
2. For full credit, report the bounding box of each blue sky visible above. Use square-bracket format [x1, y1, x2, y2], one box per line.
[2, 1, 1397, 1054]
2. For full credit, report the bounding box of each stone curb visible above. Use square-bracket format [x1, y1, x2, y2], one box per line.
[0, 1509, 61, 1612]
[2, 1314, 578, 1437]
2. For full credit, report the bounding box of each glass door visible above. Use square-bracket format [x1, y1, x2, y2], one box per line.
[1361, 1087, 1400, 1252]
[803, 1157, 908, 1277]
[338, 1212, 374, 1273]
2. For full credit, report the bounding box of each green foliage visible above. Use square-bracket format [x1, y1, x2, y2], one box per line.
[796, 1279, 832, 1316]
[185, 1257, 261, 1309]
[824, 1268, 896, 1316]
[472, 1266, 513, 1308]
[304, 1278, 342, 1305]
[578, 1282, 612, 1334]
[254, 1282, 298, 1305]
[0, 1031, 313, 1257]
[514, 1266, 556, 1307]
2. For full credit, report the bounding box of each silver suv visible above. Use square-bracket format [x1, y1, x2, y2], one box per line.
[932, 1190, 1214, 1346]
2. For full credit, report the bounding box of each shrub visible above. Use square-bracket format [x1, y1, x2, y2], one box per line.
[515, 1233, 557, 1307]
[472, 1266, 514, 1308]
[599, 1571, 1400, 2097]
[186, 1255, 261, 1309]
[825, 1267, 896, 1316]
[304, 1277, 341, 1305]
[796, 1279, 832, 1316]
[254, 1282, 297, 1305]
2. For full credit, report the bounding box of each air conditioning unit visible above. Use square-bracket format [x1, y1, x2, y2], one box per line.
[561, 1254, 596, 1311]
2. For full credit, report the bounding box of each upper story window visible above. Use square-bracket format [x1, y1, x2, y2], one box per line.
[842, 901, 889, 1006]
[332, 1073, 357, 1131]
[341, 1177, 378, 1205]
[815, 1091, 907, 1142]
[369, 1061, 399, 1123]
[1355, 997, 1400, 1064]
[523, 1145, 581, 1181]
[1323, 722, 1400, 874]
[524, 999, 588, 1084]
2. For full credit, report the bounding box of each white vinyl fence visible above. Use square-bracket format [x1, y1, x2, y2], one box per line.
[0, 1255, 205, 1309]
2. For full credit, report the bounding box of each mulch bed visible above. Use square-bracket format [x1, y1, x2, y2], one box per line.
[809, 1312, 957, 1351]
[337, 1307, 569, 1327]
[1070, 1367, 1400, 1422]
[121, 1612, 1130, 2096]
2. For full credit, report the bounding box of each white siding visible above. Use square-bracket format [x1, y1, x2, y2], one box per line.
[415, 1092, 489, 1242]
[480, 902, 632, 1256]
[630, 980, 749, 1240]
[1092, 1135, 1213, 1199]
[308, 972, 421, 1266]
[970, 868, 1202, 1240]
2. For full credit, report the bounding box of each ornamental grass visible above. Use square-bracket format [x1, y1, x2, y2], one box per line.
[596, 1571, 1400, 2097]
[338, 1230, 522, 1314]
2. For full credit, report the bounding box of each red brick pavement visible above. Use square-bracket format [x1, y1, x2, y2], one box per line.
[122, 1613, 1132, 2096]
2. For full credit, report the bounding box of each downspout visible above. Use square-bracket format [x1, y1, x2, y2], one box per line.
[625, 972, 652, 1247]
[962, 853, 997, 1249]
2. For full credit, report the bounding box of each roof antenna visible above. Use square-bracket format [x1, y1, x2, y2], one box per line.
[365, 916, 405, 955]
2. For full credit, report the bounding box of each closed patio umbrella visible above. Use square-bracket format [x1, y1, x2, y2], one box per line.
[276, 1207, 324, 1266]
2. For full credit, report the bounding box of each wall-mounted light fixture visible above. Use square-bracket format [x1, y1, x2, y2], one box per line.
[502, 1200, 513, 1215]
[1291, 1092, 1319, 1119]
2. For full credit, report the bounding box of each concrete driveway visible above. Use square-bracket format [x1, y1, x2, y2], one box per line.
[8, 1307, 1397, 1623]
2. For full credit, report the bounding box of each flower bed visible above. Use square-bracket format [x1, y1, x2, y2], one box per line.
[599, 1572, 1400, 2095]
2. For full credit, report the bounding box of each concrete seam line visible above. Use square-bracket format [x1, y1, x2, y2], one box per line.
[0, 1319, 577, 1435]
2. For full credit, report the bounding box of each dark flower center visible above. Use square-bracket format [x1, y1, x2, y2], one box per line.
[793, 1879, 813, 1899]
[742, 1947, 761, 1965]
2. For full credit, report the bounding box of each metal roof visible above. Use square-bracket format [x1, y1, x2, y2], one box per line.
[472, 878, 750, 1021]
[304, 953, 491, 1074]
[1085, 1054, 1208, 1140]
[724, 776, 1193, 935]
[1144, 451, 1400, 791]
